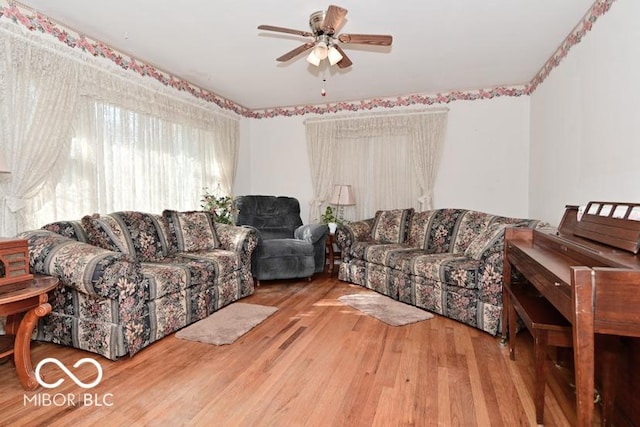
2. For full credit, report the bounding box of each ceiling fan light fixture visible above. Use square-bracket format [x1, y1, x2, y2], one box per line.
[306, 50, 321, 66]
[327, 46, 343, 65]
[313, 41, 328, 60]
[259, 5, 393, 69]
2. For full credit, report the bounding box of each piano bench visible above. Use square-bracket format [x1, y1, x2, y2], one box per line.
[506, 284, 572, 425]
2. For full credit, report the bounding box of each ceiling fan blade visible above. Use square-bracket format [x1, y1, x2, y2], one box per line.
[333, 45, 352, 69]
[322, 5, 348, 34]
[258, 25, 313, 38]
[276, 42, 315, 62]
[338, 33, 393, 46]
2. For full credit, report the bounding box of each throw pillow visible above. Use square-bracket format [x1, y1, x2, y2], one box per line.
[163, 210, 219, 252]
[370, 208, 414, 244]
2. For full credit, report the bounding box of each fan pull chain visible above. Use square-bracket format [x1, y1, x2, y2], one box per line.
[321, 78, 327, 97]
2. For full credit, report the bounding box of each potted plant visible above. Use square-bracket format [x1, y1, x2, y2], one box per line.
[321, 206, 340, 234]
[201, 187, 237, 224]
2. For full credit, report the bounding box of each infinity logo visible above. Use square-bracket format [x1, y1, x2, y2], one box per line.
[35, 358, 103, 389]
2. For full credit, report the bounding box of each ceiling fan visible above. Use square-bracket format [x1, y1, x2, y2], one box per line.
[257, 5, 393, 69]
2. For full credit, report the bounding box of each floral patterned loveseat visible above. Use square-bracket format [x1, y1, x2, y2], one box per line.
[17, 210, 258, 360]
[335, 208, 543, 336]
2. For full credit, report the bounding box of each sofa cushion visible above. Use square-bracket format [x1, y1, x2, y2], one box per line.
[153, 213, 174, 253]
[370, 208, 414, 244]
[162, 210, 219, 253]
[82, 214, 129, 254]
[82, 211, 168, 262]
[405, 210, 437, 249]
[464, 223, 508, 260]
[407, 209, 473, 252]
[410, 254, 480, 289]
[178, 250, 241, 278]
[41, 220, 89, 243]
[361, 243, 411, 266]
[140, 261, 191, 300]
[356, 241, 481, 289]
[451, 211, 496, 254]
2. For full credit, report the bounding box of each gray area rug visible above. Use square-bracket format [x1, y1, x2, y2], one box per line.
[338, 293, 434, 326]
[175, 302, 278, 345]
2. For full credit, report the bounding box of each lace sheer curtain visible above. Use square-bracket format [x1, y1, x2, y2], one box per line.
[305, 110, 448, 222]
[38, 101, 237, 222]
[0, 21, 239, 235]
[0, 21, 80, 236]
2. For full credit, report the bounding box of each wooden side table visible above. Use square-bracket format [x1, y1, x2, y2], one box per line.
[0, 275, 59, 390]
[326, 233, 341, 275]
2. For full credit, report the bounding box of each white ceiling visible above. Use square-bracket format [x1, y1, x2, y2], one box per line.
[16, 0, 596, 111]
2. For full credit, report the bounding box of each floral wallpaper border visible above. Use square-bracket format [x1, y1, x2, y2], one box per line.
[0, 0, 615, 119]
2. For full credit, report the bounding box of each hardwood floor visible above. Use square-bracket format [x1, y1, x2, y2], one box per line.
[0, 274, 590, 426]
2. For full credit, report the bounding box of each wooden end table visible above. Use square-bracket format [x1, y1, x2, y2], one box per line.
[0, 275, 59, 390]
[326, 233, 341, 275]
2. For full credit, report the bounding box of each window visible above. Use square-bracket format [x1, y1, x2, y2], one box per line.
[33, 100, 225, 226]
[306, 110, 448, 222]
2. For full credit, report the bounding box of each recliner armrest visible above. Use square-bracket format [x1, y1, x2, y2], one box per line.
[294, 223, 329, 244]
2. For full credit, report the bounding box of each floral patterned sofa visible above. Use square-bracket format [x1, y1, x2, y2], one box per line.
[17, 210, 258, 360]
[335, 208, 543, 336]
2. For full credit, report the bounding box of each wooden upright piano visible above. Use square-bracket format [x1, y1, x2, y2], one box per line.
[503, 202, 640, 426]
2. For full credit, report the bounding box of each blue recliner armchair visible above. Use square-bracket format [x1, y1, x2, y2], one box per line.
[233, 195, 328, 284]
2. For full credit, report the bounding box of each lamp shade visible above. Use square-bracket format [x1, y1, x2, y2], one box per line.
[306, 50, 321, 66]
[0, 152, 10, 174]
[327, 46, 343, 65]
[313, 41, 328, 60]
[329, 184, 355, 206]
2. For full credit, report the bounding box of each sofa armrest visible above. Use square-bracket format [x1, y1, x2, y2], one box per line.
[294, 223, 328, 244]
[214, 223, 260, 266]
[18, 230, 147, 301]
[334, 218, 375, 251]
[462, 223, 511, 307]
[466, 221, 545, 307]
[19, 229, 153, 357]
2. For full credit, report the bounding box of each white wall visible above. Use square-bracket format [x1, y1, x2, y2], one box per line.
[530, 0, 640, 226]
[237, 95, 531, 223]
[233, 118, 253, 195]
[435, 97, 530, 218]
[242, 115, 315, 222]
